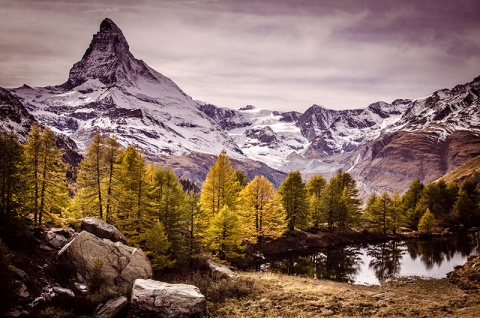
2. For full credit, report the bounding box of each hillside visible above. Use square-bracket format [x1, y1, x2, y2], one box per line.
[440, 154, 480, 187]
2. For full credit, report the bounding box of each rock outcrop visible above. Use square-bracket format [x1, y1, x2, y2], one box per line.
[128, 279, 205, 318]
[57, 231, 152, 286]
[80, 217, 126, 243]
[448, 253, 480, 291]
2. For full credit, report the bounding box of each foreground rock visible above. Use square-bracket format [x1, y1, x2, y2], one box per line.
[448, 253, 480, 291]
[57, 231, 152, 286]
[80, 217, 126, 243]
[129, 279, 205, 318]
[94, 296, 128, 318]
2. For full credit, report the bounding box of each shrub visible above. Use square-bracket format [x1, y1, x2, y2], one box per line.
[88, 258, 106, 293]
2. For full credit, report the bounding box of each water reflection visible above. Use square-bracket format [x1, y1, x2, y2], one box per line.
[367, 241, 405, 281]
[254, 230, 480, 285]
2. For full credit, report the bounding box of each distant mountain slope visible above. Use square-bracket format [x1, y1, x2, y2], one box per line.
[0, 87, 36, 139]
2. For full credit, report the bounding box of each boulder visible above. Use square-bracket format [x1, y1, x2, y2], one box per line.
[53, 287, 75, 297]
[129, 279, 205, 318]
[46, 230, 68, 249]
[57, 231, 152, 287]
[94, 296, 128, 318]
[80, 217, 126, 243]
[207, 259, 234, 279]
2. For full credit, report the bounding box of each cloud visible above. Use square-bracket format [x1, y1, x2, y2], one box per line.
[0, 0, 479, 111]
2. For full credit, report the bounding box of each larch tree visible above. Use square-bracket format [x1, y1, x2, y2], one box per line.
[453, 180, 480, 226]
[203, 205, 244, 261]
[365, 192, 392, 235]
[23, 123, 42, 224]
[319, 170, 361, 232]
[38, 127, 68, 223]
[199, 150, 239, 230]
[23, 125, 68, 225]
[306, 174, 327, 228]
[149, 165, 187, 260]
[76, 131, 106, 219]
[238, 176, 286, 243]
[279, 171, 310, 232]
[403, 179, 424, 229]
[116, 145, 148, 242]
[103, 135, 122, 223]
[0, 131, 25, 235]
[418, 208, 436, 234]
[184, 189, 202, 261]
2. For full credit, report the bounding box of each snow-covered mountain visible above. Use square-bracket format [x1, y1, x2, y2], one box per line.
[198, 102, 307, 169]
[3, 18, 480, 193]
[10, 18, 243, 160]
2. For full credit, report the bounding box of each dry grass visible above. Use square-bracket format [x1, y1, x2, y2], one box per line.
[209, 271, 480, 317]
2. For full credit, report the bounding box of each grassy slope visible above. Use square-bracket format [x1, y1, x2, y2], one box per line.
[209, 271, 480, 317]
[440, 154, 480, 186]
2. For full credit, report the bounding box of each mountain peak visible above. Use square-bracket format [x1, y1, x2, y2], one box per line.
[65, 18, 139, 88]
[100, 18, 119, 31]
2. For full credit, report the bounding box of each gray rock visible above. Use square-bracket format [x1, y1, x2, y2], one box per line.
[74, 282, 89, 295]
[94, 296, 128, 318]
[129, 279, 205, 318]
[46, 231, 68, 249]
[80, 217, 126, 243]
[58, 231, 152, 287]
[53, 287, 75, 297]
[17, 282, 29, 298]
[207, 259, 234, 279]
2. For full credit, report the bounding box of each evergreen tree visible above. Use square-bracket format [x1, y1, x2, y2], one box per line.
[76, 131, 106, 219]
[199, 150, 239, 231]
[203, 205, 244, 261]
[306, 174, 327, 228]
[279, 171, 309, 232]
[238, 176, 286, 243]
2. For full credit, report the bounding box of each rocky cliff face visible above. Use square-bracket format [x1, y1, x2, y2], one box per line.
[0, 87, 36, 139]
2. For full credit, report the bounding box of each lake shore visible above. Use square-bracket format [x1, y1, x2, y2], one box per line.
[209, 271, 480, 317]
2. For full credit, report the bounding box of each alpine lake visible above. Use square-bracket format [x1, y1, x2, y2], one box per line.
[252, 229, 480, 285]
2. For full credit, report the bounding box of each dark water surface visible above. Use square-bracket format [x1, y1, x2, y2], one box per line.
[253, 230, 480, 285]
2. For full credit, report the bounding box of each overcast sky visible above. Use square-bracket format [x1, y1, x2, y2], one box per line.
[1, 0, 480, 111]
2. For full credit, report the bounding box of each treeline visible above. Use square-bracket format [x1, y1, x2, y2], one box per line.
[365, 179, 480, 235]
[1, 126, 479, 267]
